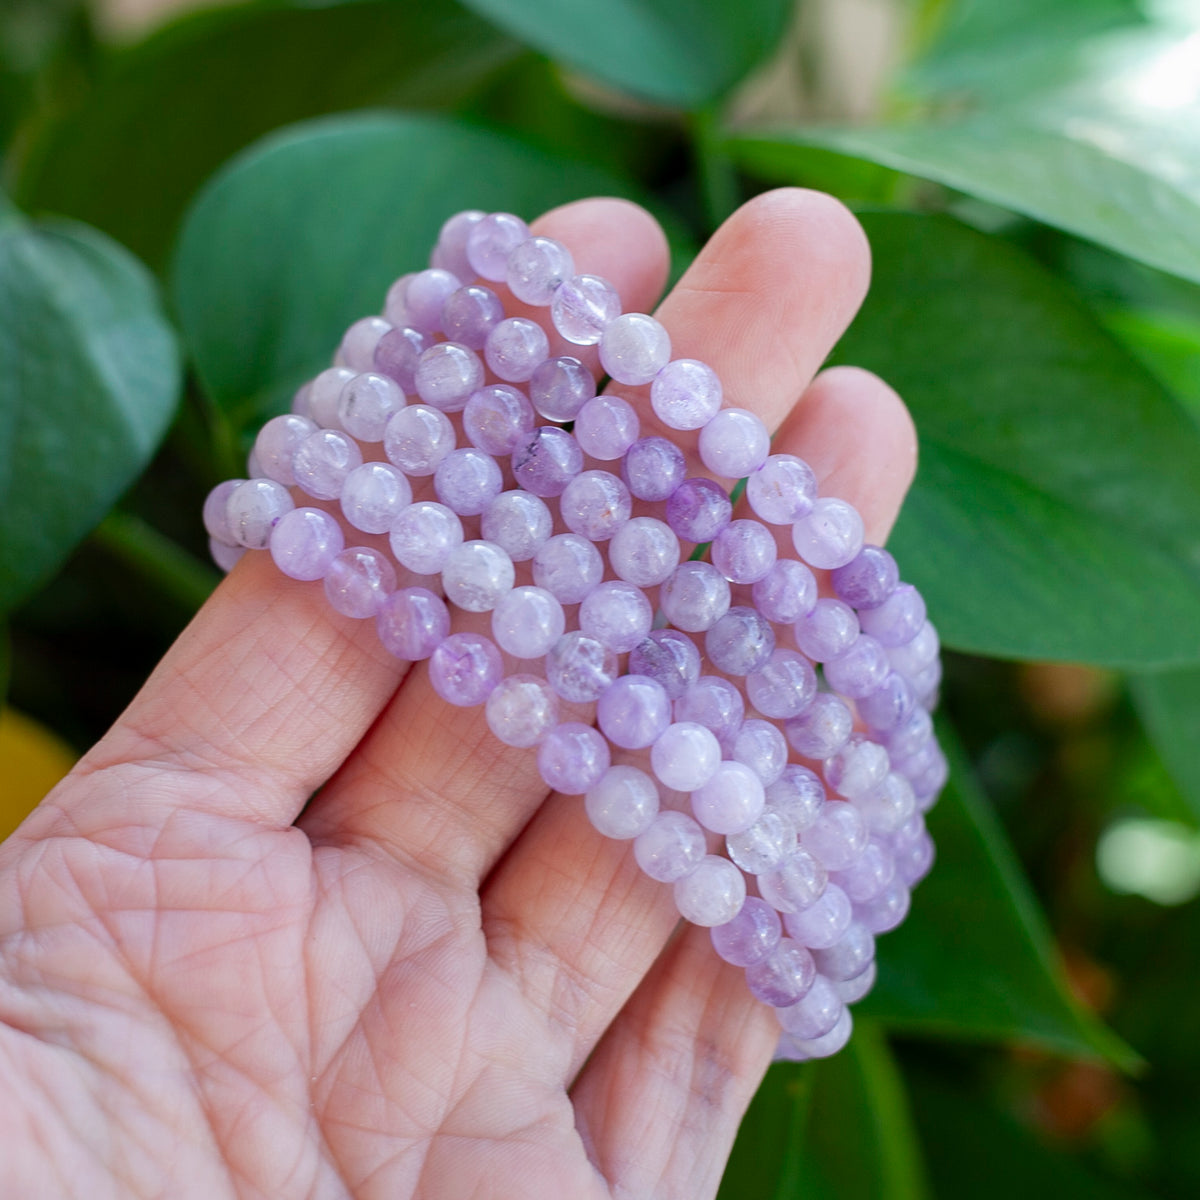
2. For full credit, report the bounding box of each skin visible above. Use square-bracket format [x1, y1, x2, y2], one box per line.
[0, 191, 916, 1199]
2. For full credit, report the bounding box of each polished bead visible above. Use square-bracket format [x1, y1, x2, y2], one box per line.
[757, 847, 828, 913]
[628, 629, 701, 700]
[831, 544, 899, 610]
[545, 631, 619, 703]
[441, 284, 504, 349]
[710, 897, 782, 967]
[586, 765, 659, 839]
[859, 583, 927, 647]
[466, 212, 530, 282]
[784, 693, 854, 760]
[599, 313, 671, 386]
[405, 269, 461, 333]
[209, 537, 244, 572]
[855, 877, 911, 933]
[491, 585, 565, 658]
[552, 273, 621, 344]
[812, 921, 875, 982]
[766, 765, 826, 832]
[674, 676, 745, 748]
[574, 394, 640, 461]
[746, 454, 817, 524]
[415, 342, 484, 412]
[433, 210, 485, 281]
[341, 462, 412, 534]
[674, 855, 746, 927]
[894, 828, 935, 886]
[338, 372, 404, 442]
[752, 559, 819, 627]
[726, 807, 795, 874]
[691, 760, 765, 834]
[856, 771, 916, 837]
[376, 587, 450, 661]
[835, 962, 877, 1004]
[621, 436, 686, 502]
[486, 674, 557, 747]
[885, 704, 934, 761]
[711, 519, 777, 584]
[227, 478, 294, 549]
[463, 384, 535, 456]
[665, 477, 731, 543]
[821, 633, 894, 701]
[429, 632, 503, 706]
[792, 497, 865, 570]
[650, 358, 722, 429]
[373, 325, 429, 393]
[485, 316, 549, 383]
[293, 429, 361, 501]
[324, 546, 396, 617]
[337, 316, 391, 373]
[746, 648, 817, 719]
[433, 447, 503, 516]
[560, 470, 632, 541]
[698, 408, 769, 479]
[782, 1004, 853, 1059]
[291, 382, 312, 419]
[268, 506, 341, 578]
[383, 273, 415, 327]
[705, 606, 775, 676]
[776, 973, 840, 1036]
[441, 540, 514, 612]
[538, 722, 610, 794]
[855, 671, 916, 734]
[831, 840, 896, 904]
[650, 722, 721, 791]
[825, 735, 890, 802]
[794, 598, 859, 662]
[481, 489, 553, 562]
[579, 580, 653, 652]
[308, 366, 355, 429]
[801, 801, 868, 871]
[507, 236, 574, 305]
[511, 426, 584, 497]
[731, 719, 788, 785]
[659, 561, 731, 633]
[384, 404, 456, 477]
[532, 532, 604, 603]
[887, 620, 940, 678]
[747, 939, 817, 1007]
[203, 479, 242, 545]
[255, 414, 316, 486]
[784, 883, 852, 949]
[528, 355, 596, 421]
[608, 517, 680, 587]
[634, 810, 706, 882]
[597, 675, 671, 750]
[388, 500, 463, 575]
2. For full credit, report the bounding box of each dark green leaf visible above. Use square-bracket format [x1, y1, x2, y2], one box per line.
[0, 209, 180, 612]
[719, 1059, 813, 1200]
[1129, 668, 1200, 825]
[456, 0, 791, 107]
[15, 0, 519, 268]
[830, 212, 1200, 667]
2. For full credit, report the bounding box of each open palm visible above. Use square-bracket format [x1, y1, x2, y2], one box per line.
[0, 192, 915, 1199]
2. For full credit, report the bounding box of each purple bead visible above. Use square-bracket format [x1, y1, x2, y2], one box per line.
[746, 648, 817, 719]
[532, 532, 604, 603]
[785, 694, 854, 760]
[291, 382, 312, 420]
[384, 404, 456, 477]
[859, 583, 928, 647]
[338, 316, 391, 373]
[776, 973, 840, 1036]
[491, 585, 565, 658]
[794, 598, 860, 662]
[538, 722, 610, 794]
[824, 634, 891, 700]
[665, 477, 732, 544]
[560, 470, 632, 541]
[597, 675, 671, 750]
[885, 704, 934, 761]
[836, 962, 876, 1005]
[792, 497, 865, 570]
[766, 765, 826, 832]
[441, 540, 514, 612]
[308, 366, 355, 429]
[783, 883, 853, 949]
[463, 384, 536, 456]
[324, 546, 396, 618]
[599, 313, 671, 386]
[340, 462, 411, 534]
[433, 210, 485, 281]
[545, 631, 618, 702]
[650, 721, 722, 791]
[825, 736, 890, 802]
[255, 414, 316, 486]
[433, 447, 503, 516]
[691, 760, 765, 834]
[659, 561, 731, 633]
[711, 897, 783, 967]
[466, 212, 530, 282]
[887, 620, 940, 678]
[373, 325, 429, 393]
[705, 606, 775, 676]
[913, 659, 943, 711]
[650, 358, 722, 430]
[528, 355, 596, 422]
[855, 877, 911, 934]
[832, 840, 896, 904]
[507, 236, 574, 305]
[415, 342, 484, 412]
[857, 772, 916, 837]
[895, 829, 935, 886]
[831, 545, 899, 610]
[388, 500, 462, 575]
[674, 855, 746, 927]
[268, 506, 342, 579]
[628, 629, 701, 700]
[783, 1004, 853, 1060]
[481, 490, 553, 562]
[405, 269, 461, 333]
[674, 676, 744, 748]
[608, 517, 680, 587]
[812, 921, 875, 982]
[726, 808, 796, 874]
[292, 430, 362, 501]
[428, 632, 503, 707]
[586, 765, 659, 839]
[633, 811, 706, 882]
[574, 394, 640, 461]
[855, 671, 916, 734]
[552, 273, 621, 344]
[486, 673, 557, 748]
[746, 939, 817, 1007]
[621, 436, 686, 502]
[485, 316, 549, 383]
[226, 478, 294, 549]
[579, 580, 653, 653]
[801, 801, 868, 871]
[731, 719, 788, 785]
[511, 426, 584, 497]
[711, 519, 777, 584]
[698, 408, 770, 479]
[441, 285, 504, 349]
[376, 587, 450, 661]
[746, 454, 817, 524]
[209, 537, 244, 572]
[383, 273, 415, 326]
[338, 372, 404, 443]
[757, 848, 828, 914]
[203, 478, 242, 545]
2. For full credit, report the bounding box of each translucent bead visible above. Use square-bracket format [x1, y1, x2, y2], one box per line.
[746, 454, 817, 524]
[831, 545, 899, 610]
[835, 961, 877, 1004]
[293, 430, 361, 501]
[825, 736, 890, 802]
[388, 500, 463, 575]
[855, 877, 911, 934]
[628, 629, 701, 700]
[291, 382, 312, 420]
[433, 447, 503, 516]
[433, 210, 485, 281]
[383, 273, 415, 327]
[634, 811, 706, 882]
[338, 316, 391, 372]
[887, 620, 940, 679]
[711, 519, 777, 585]
[674, 855, 746, 927]
[552, 273, 621, 344]
[466, 212, 530, 282]
[507, 236, 574, 305]
[894, 829, 935, 886]
[705, 606, 775, 676]
[794, 598, 859, 662]
[338, 372, 404, 442]
[766, 766, 826, 832]
[698, 408, 770, 479]
[792, 497, 865, 570]
[731, 719, 788, 785]
[726, 808, 795, 874]
[373, 325, 429, 393]
[203, 479, 242, 545]
[528, 355, 596, 422]
[532, 533, 604, 603]
[650, 358, 722, 429]
[608, 517, 680, 588]
[783, 1005, 853, 1060]
[341, 462, 412, 534]
[784, 883, 852, 950]
[538, 722, 610, 794]
[560, 470, 632, 541]
[855, 671, 916, 734]
[674, 676, 745, 748]
[859, 583, 927, 647]
[651, 722, 721, 791]
[621, 436, 686, 502]
[801, 801, 869, 871]
[597, 675, 671, 750]
[227, 478, 294, 549]
[710, 897, 782, 967]
[812, 921, 875, 982]
[664, 477, 732, 543]
[246, 447, 263, 479]
[384, 404, 456, 477]
[890, 812, 926, 855]
[491, 585, 565, 658]
[776, 974, 841, 1037]
[428, 632, 503, 707]
[757, 847, 827, 914]
[579, 580, 653, 653]
[481, 490, 553, 562]
[441, 540, 514, 612]
[268, 506, 342, 579]
[826, 636, 891, 704]
[376, 587, 450, 661]
[545, 631, 619, 703]
[441, 284, 504, 349]
[746, 648, 817, 719]
[913, 660, 943, 712]
[885, 704, 934, 763]
[511, 426, 584, 497]
[405, 269, 461, 333]
[255, 414, 316, 486]
[856, 771, 916, 837]
[414, 342, 484, 412]
[324, 546, 396, 618]
[486, 674, 557, 748]
[209, 537, 244, 572]
[485, 317, 549, 383]
[659, 561, 731, 633]
[463, 384, 535, 456]
[585, 765, 659, 839]
[574, 394, 640, 461]
[784, 694, 854, 760]
[599, 313, 671, 386]
[691, 760, 765, 834]
[747, 938, 817, 1007]
[831, 840, 896, 904]
[308, 366, 355, 429]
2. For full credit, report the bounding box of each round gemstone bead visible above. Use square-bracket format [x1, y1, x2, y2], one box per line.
[794, 598, 859, 662]
[560, 470, 632, 541]
[433, 447, 503, 516]
[388, 500, 463, 575]
[776, 973, 840, 1037]
[441, 540, 514, 612]
[338, 372, 404, 442]
[650, 722, 722, 791]
[532, 532, 604, 603]
[485, 316, 549, 383]
[308, 366, 355, 429]
[486, 673, 557, 747]
[209, 537, 244, 572]
[783, 1004, 854, 1061]
[856, 671, 916, 734]
[599, 313, 671, 386]
[726, 807, 795, 874]
[586, 765, 659, 839]
[711, 519, 777, 585]
[731, 719, 788, 786]
[373, 325, 429, 393]
[746, 649, 818, 719]
[579, 580, 653, 653]
[341, 462, 412, 534]
[792, 497, 865, 570]
[376, 587, 450, 661]
[511, 426, 584, 497]
[894, 828, 935, 886]
[481, 490, 553, 562]
[545, 631, 618, 703]
[324, 546, 396, 618]
[650, 358, 722, 430]
[538, 722, 610, 794]
[856, 771, 916, 837]
[268, 506, 342, 579]
[691, 760, 765, 835]
[674, 855, 746, 927]
[659, 561, 731, 633]
[752, 559, 818, 626]
[801, 801, 869, 871]
[574, 397, 640, 465]
[674, 676, 745, 748]
[831, 545, 899, 610]
[757, 847, 828, 914]
[705, 606, 775, 676]
[885, 704, 934, 761]
[203, 479, 242, 546]
[634, 810, 707, 882]
[441, 284, 504, 349]
[429, 632, 503, 707]
[551, 273, 621, 344]
[227, 478, 294, 549]
[597, 675, 671, 750]
[710, 897, 782, 968]
[466, 212, 530, 281]
[507, 236, 574, 305]
[784, 883, 853, 949]
[825, 736, 891, 802]
[383, 273, 415, 327]
[491, 586, 565, 658]
[812, 921, 875, 982]
[785, 694, 854, 760]
[665, 477, 732, 544]
[433, 210, 485, 281]
[292, 430, 362, 501]
[384, 404, 456, 477]
[608, 517, 680, 587]
[855, 877, 911, 934]
[859, 583, 928, 647]
[528, 355, 595, 422]
[746, 454, 817, 524]
[835, 962, 877, 1004]
[698, 408, 770, 479]
[338, 316, 391, 373]
[628, 629, 701, 700]
[463, 384, 535, 456]
[887, 620, 940, 678]
[405, 269, 461, 333]
[824, 634, 891, 700]
[621, 436, 686, 502]
[832, 840, 896, 904]
[255, 414, 316, 486]
[291, 382, 312, 420]
[747, 938, 817, 1007]
[415, 342, 484, 412]
[767, 766, 826, 832]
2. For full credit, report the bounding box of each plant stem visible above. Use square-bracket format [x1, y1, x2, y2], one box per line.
[92, 512, 219, 614]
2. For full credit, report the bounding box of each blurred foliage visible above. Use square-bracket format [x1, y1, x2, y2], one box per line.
[2, 0, 1199, 1194]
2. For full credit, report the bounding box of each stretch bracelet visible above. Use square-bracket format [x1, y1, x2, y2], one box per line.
[203, 210, 946, 1062]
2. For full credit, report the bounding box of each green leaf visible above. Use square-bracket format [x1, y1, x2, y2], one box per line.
[1130, 668, 1200, 825]
[172, 111, 676, 427]
[830, 212, 1200, 668]
[456, 0, 791, 107]
[860, 720, 1139, 1069]
[14, 0, 519, 268]
[0, 208, 180, 612]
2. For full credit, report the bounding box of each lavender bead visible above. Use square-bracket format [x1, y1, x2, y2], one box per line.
[433, 447, 503, 516]
[573, 396, 639, 463]
[608, 517, 680, 587]
[831, 545, 899, 610]
[836, 962, 877, 1004]
[441, 285, 504, 349]
[511, 426, 584, 497]
[481, 490, 553, 562]
[776, 974, 840, 1037]
[415, 342, 484, 412]
[585, 765, 659, 839]
[766, 765, 826, 832]
[634, 811, 706, 882]
[674, 855, 746, 927]
[227, 478, 294, 549]
[532, 533, 604, 603]
[507, 236, 574, 305]
[383, 273, 414, 327]
[292, 430, 361, 501]
[887, 620, 940, 678]
[246, 448, 263, 479]
[794, 598, 859, 662]
[665, 477, 732, 544]
[203, 478, 242, 545]
[784, 1005, 853, 1059]
[598, 675, 671, 750]
[442, 540, 514, 612]
[650, 358, 722, 430]
[529, 355, 596, 422]
[856, 671, 916, 734]
[538, 722, 610, 794]
[711, 519, 777, 584]
[373, 325, 429, 393]
[255, 414, 316, 486]
[691, 760, 765, 835]
[579, 580, 653, 653]
[629, 629, 701, 700]
[324, 546, 396, 618]
[600, 313, 671, 386]
[546, 631, 618, 703]
[752, 559, 818, 626]
[486, 674, 557, 748]
[711, 898, 782, 967]
[913, 659, 943, 711]
[384, 405, 456, 477]
[731, 719, 788, 786]
[485, 317, 549, 383]
[429, 632, 503, 707]
[746, 648, 817, 719]
[337, 316, 391, 373]
[209, 537, 244, 572]
[894, 829, 935, 886]
[560, 470, 632, 541]
[705, 606, 775, 676]
[832, 840, 896, 904]
[792, 497, 865, 570]
[812, 921, 875, 981]
[674, 676, 744, 748]
[698, 408, 770, 479]
[491, 585, 565, 658]
[552, 273, 621, 344]
[891, 812, 926, 856]
[463, 384, 535, 456]
[650, 722, 721, 791]
[885, 704, 934, 761]
[859, 583, 927, 647]
[825, 635, 891, 700]
[621, 436, 686, 502]
[801, 802, 868, 871]
[268, 506, 342, 579]
[746, 454, 817, 524]
[747, 939, 817, 1007]
[388, 500, 463, 575]
[757, 847, 828, 914]
[466, 212, 529, 282]
[376, 587, 450, 661]
[291, 382, 312, 419]
[855, 877, 911, 934]
[785, 694, 854, 760]
[405, 269, 461, 333]
[726, 808, 795, 874]
[783, 883, 852, 950]
[433, 210, 485, 281]
[856, 771, 916, 837]
[341, 462, 412, 534]
[825, 736, 890, 802]
[308, 366, 355, 429]
[338, 372, 404, 442]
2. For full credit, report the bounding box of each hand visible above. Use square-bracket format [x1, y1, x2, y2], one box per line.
[0, 192, 915, 1199]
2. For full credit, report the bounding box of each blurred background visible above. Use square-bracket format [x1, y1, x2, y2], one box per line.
[2, 0, 1199, 1195]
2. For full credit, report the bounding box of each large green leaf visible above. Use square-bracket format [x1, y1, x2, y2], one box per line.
[0, 207, 180, 612]
[861, 721, 1137, 1069]
[456, 0, 791, 108]
[172, 111, 674, 427]
[1130, 668, 1200, 825]
[829, 212, 1200, 667]
[14, 0, 518, 268]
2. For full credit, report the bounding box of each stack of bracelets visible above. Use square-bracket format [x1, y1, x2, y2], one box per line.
[202, 209, 946, 1063]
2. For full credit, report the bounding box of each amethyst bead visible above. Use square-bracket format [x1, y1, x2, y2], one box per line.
[674, 855, 746, 927]
[227, 478, 294, 549]
[859, 583, 928, 647]
[373, 325, 429, 393]
[691, 760, 765, 835]
[376, 587, 450, 661]
[210, 538, 244, 572]
[746, 939, 817, 1007]
[574, 394, 640, 461]
[433, 447, 504, 516]
[466, 212, 530, 282]
[579, 580, 653, 653]
[757, 847, 828, 914]
[599, 313, 671, 385]
[633, 811, 706, 882]
[746, 648, 818, 719]
[538, 722, 610, 794]
[766, 765, 826, 832]
[308, 366, 355, 429]
[491, 586, 565, 658]
[698, 408, 770, 479]
[338, 316, 391, 373]
[545, 631, 618, 702]
[801, 801, 869, 871]
[560, 470, 632, 541]
[384, 404, 456, 477]
[783, 883, 853, 949]
[831, 840, 896, 904]
[388, 500, 463, 575]
[341, 462, 412, 534]
[887, 620, 940, 678]
[731, 718, 788, 786]
[895, 828, 936, 886]
[824, 634, 891, 699]
[429, 632, 503, 707]
[855, 877, 911, 934]
[855, 671, 916, 734]
[711, 519, 777, 584]
[486, 674, 557, 748]
[710, 898, 783, 968]
[441, 285, 504, 349]
[812, 921, 875, 982]
[665, 477, 731, 544]
[650, 721, 722, 791]
[532, 533, 604, 603]
[621, 436, 687, 502]
[268, 507, 342, 579]
[726, 808, 796, 874]
[441, 540, 514, 612]
[597, 675, 671, 750]
[292, 430, 362, 501]
[794, 598, 860, 662]
[529, 356, 596, 421]
[552, 273, 621, 345]
[628, 629, 701, 700]
[383, 273, 415, 327]
[511, 426, 584, 497]
[674, 676, 745, 748]
[608, 517, 680, 587]
[650, 358, 722, 430]
[323, 546, 396, 618]
[856, 771, 917, 837]
[785, 694, 854, 760]
[405, 269, 461, 333]
[746, 454, 817, 524]
[776, 974, 841, 1037]
[433, 210, 484, 281]
[414, 342, 484, 412]
[507, 236, 574, 305]
[481, 489, 554, 562]
[203, 478, 242, 546]
[255, 414, 316, 486]
[705, 606, 775, 676]
[463, 384, 535, 456]
[792, 497, 865, 570]
[836, 963, 876, 1005]
[831, 545, 899, 610]
[825, 736, 890, 802]
[338, 372, 404, 442]
[659, 561, 731, 633]
[586, 765, 659, 839]
[485, 317, 550, 383]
